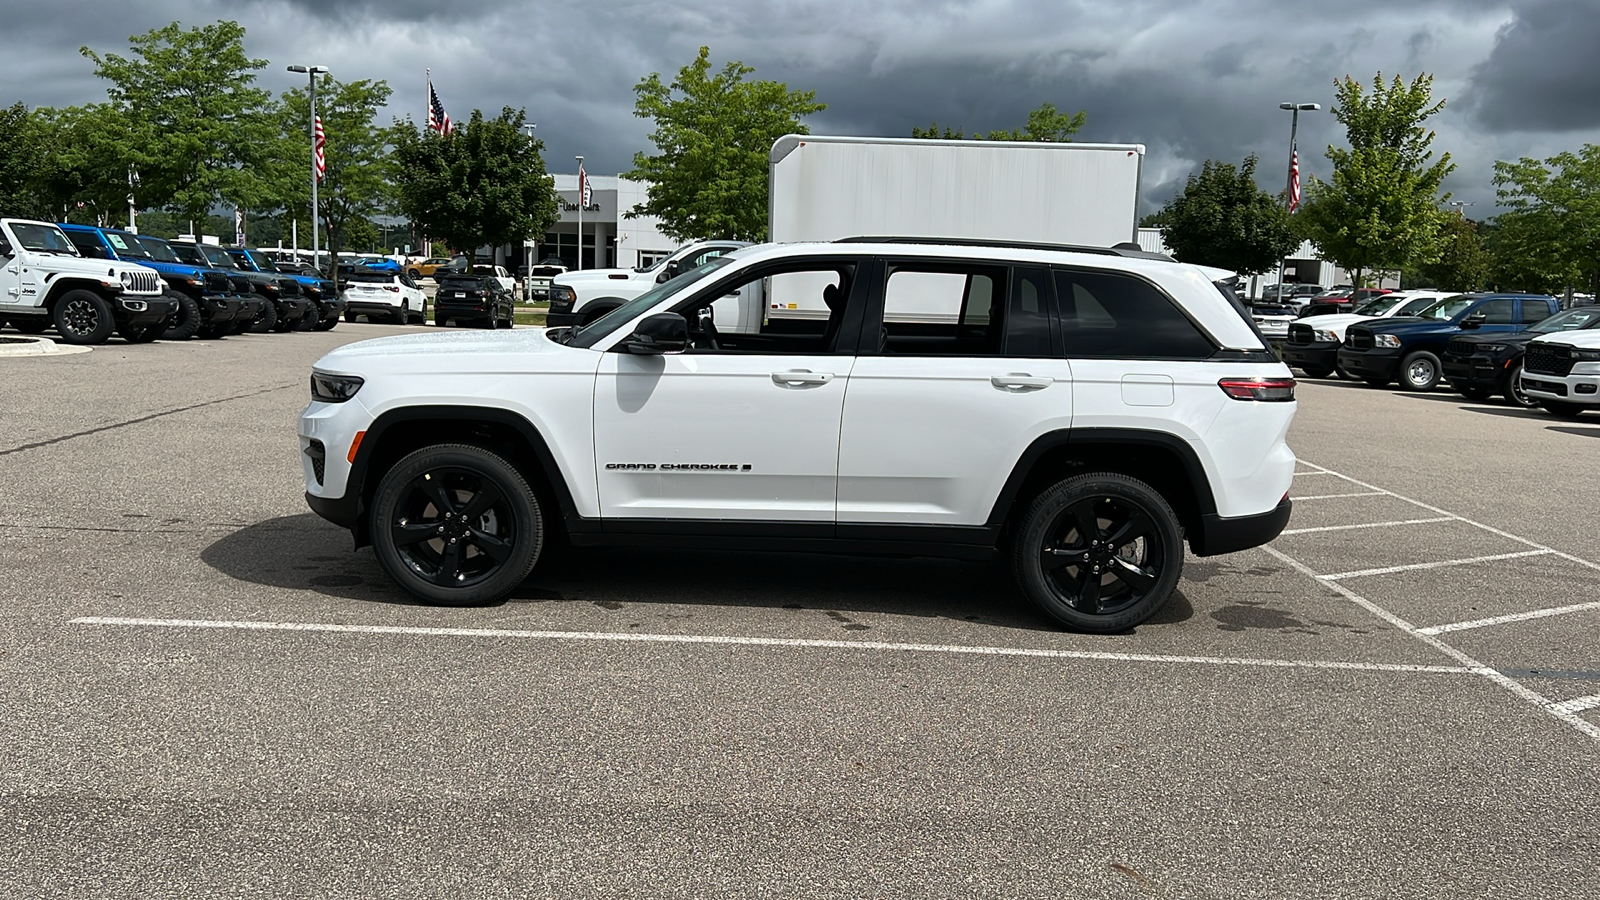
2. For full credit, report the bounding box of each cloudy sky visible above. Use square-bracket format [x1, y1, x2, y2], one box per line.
[5, 0, 1598, 215]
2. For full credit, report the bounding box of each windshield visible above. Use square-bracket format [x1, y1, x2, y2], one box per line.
[136, 236, 183, 263]
[104, 231, 152, 259]
[244, 249, 280, 272]
[1354, 296, 1402, 316]
[1415, 296, 1474, 321]
[569, 257, 737, 348]
[1531, 307, 1600, 333]
[200, 245, 238, 268]
[1394, 297, 1437, 316]
[9, 223, 79, 256]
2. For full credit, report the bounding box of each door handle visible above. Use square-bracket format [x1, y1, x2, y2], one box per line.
[991, 374, 1054, 391]
[772, 370, 834, 385]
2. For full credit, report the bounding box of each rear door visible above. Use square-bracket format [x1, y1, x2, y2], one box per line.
[836, 260, 1072, 525]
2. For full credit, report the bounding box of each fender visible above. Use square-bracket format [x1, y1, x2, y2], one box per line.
[985, 427, 1218, 527]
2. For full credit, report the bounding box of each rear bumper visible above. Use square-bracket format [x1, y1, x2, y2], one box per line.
[1281, 342, 1339, 371]
[346, 301, 404, 317]
[1190, 498, 1293, 557]
[435, 302, 492, 322]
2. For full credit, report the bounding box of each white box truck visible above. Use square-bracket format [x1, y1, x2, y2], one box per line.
[731, 134, 1145, 328]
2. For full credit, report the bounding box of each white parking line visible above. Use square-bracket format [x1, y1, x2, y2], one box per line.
[1279, 517, 1455, 536]
[1551, 695, 1600, 715]
[1292, 470, 1339, 477]
[68, 616, 1477, 675]
[1320, 549, 1553, 581]
[1292, 491, 1388, 501]
[1416, 600, 1600, 636]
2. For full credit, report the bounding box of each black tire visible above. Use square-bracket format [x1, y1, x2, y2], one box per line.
[1503, 362, 1535, 408]
[407, 269, 421, 279]
[13, 318, 51, 335]
[396, 300, 411, 325]
[117, 322, 166, 343]
[344, 310, 359, 323]
[197, 323, 229, 339]
[1457, 385, 1493, 402]
[1399, 350, 1442, 391]
[293, 304, 320, 331]
[313, 312, 339, 331]
[274, 305, 301, 333]
[52, 290, 115, 345]
[246, 295, 278, 333]
[1301, 366, 1334, 379]
[1540, 401, 1587, 418]
[1011, 472, 1184, 633]
[370, 443, 545, 605]
[164, 291, 201, 341]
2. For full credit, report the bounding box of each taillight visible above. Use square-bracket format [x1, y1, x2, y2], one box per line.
[1219, 377, 1296, 401]
[384, 285, 400, 292]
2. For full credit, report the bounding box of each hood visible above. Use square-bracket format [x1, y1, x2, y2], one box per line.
[1530, 329, 1600, 350]
[554, 266, 646, 287]
[314, 327, 574, 375]
[1362, 317, 1455, 335]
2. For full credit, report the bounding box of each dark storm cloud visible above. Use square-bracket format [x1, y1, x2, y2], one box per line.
[1470, 0, 1600, 132]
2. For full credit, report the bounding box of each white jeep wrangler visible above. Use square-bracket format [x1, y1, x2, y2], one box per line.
[0, 218, 170, 344]
[301, 239, 1297, 632]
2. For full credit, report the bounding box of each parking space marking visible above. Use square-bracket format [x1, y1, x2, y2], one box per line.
[1320, 549, 1553, 581]
[1416, 600, 1600, 636]
[68, 616, 1478, 675]
[1292, 470, 1339, 477]
[1552, 696, 1600, 715]
[1291, 491, 1389, 501]
[1279, 517, 1455, 536]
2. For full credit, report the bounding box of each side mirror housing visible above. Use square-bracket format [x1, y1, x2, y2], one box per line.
[619, 312, 688, 354]
[1460, 313, 1485, 329]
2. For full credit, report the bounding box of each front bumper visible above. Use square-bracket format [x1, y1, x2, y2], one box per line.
[116, 294, 178, 327]
[1190, 498, 1293, 557]
[1521, 369, 1600, 405]
[1442, 354, 1512, 392]
[201, 293, 246, 324]
[1281, 341, 1340, 372]
[1336, 346, 1402, 382]
[276, 296, 311, 321]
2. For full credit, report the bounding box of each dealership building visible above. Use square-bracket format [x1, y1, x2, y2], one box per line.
[489, 174, 676, 272]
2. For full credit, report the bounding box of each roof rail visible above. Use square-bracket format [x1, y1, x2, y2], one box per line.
[833, 235, 1176, 262]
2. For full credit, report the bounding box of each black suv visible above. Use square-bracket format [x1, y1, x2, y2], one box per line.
[434, 274, 514, 328]
[1443, 306, 1600, 406]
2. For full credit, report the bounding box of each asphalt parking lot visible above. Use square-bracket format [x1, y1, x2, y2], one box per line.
[2, 326, 1598, 899]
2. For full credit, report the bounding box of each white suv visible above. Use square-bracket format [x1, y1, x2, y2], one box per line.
[1521, 328, 1600, 417]
[341, 271, 428, 324]
[300, 239, 1297, 632]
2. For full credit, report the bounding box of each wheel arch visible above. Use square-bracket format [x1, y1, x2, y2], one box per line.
[987, 428, 1218, 545]
[41, 276, 117, 308]
[579, 296, 629, 322]
[346, 405, 585, 548]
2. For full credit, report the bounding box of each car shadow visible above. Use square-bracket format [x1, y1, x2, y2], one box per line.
[1547, 425, 1600, 439]
[1457, 405, 1555, 420]
[201, 514, 1197, 634]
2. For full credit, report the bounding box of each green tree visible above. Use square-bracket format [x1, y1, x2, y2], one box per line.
[81, 20, 278, 226]
[391, 107, 560, 257]
[1296, 73, 1455, 290]
[626, 46, 825, 242]
[278, 76, 396, 271]
[30, 104, 141, 224]
[1413, 213, 1490, 292]
[912, 102, 1087, 142]
[1156, 155, 1298, 275]
[1492, 145, 1600, 296]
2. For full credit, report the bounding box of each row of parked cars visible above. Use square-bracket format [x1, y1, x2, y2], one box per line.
[1272, 288, 1600, 416]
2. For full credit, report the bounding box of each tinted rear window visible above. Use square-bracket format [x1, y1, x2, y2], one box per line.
[439, 277, 485, 288]
[348, 272, 395, 284]
[1056, 269, 1216, 359]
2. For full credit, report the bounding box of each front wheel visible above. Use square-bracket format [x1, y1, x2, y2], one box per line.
[1011, 472, 1184, 633]
[52, 290, 115, 345]
[1399, 350, 1442, 391]
[370, 444, 545, 605]
[1504, 363, 1535, 408]
[247, 295, 278, 333]
[1541, 401, 1587, 419]
[164, 291, 201, 341]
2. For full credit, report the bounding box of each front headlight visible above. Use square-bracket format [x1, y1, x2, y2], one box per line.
[1374, 334, 1402, 348]
[550, 285, 576, 307]
[1313, 329, 1340, 343]
[1479, 343, 1507, 354]
[119, 270, 135, 286]
[1572, 348, 1600, 361]
[310, 372, 365, 403]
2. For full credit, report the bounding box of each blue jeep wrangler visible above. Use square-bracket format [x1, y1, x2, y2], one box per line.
[59, 224, 251, 341]
[226, 247, 343, 331]
[1337, 293, 1560, 391]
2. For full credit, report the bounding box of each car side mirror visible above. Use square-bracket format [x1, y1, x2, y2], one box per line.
[1461, 313, 1485, 329]
[619, 312, 688, 354]
[0, 239, 11, 256]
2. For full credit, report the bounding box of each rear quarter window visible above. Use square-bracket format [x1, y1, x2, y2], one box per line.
[1054, 268, 1217, 359]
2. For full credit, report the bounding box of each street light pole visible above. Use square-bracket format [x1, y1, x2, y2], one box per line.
[1275, 102, 1321, 299]
[574, 155, 584, 271]
[287, 64, 329, 272]
[521, 124, 537, 288]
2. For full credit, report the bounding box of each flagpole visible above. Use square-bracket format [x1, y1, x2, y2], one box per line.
[575, 155, 584, 271]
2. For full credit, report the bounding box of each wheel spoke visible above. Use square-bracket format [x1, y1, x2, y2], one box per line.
[459, 482, 504, 521]
[433, 540, 463, 585]
[1109, 557, 1159, 593]
[1040, 545, 1079, 571]
[1066, 499, 1102, 544]
[1076, 569, 1102, 614]
[469, 528, 512, 562]
[1104, 510, 1153, 549]
[391, 521, 438, 547]
[418, 475, 457, 515]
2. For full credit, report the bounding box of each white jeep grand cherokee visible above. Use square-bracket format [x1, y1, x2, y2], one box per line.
[300, 239, 1297, 632]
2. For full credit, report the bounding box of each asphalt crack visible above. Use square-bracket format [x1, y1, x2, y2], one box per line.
[0, 383, 299, 457]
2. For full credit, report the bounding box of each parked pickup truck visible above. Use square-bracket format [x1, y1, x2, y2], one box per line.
[1337, 293, 1560, 391]
[1282, 290, 1455, 379]
[547, 241, 749, 327]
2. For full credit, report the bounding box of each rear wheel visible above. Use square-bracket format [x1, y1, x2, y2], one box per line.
[1399, 351, 1442, 391]
[369, 443, 545, 605]
[396, 301, 411, 325]
[1541, 401, 1587, 418]
[1012, 472, 1184, 633]
[52, 290, 114, 345]
[1301, 366, 1333, 379]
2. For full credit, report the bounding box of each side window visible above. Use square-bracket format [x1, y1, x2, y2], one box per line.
[66, 232, 107, 258]
[674, 264, 857, 355]
[1519, 300, 1550, 324]
[1477, 299, 1515, 324]
[878, 263, 1008, 356]
[1054, 268, 1216, 359]
[690, 247, 731, 268]
[1005, 266, 1054, 358]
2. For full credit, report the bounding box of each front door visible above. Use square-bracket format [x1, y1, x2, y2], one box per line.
[592, 260, 865, 522]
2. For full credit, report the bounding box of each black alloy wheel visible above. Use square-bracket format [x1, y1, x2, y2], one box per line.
[51, 290, 114, 345]
[370, 444, 544, 605]
[1504, 363, 1535, 408]
[1012, 472, 1184, 633]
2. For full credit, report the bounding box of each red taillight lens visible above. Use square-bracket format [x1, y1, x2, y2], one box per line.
[1219, 377, 1296, 401]
[384, 285, 400, 292]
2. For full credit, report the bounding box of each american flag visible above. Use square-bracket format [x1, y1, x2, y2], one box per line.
[1288, 150, 1301, 213]
[427, 80, 453, 135]
[578, 161, 591, 207]
[314, 116, 326, 183]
